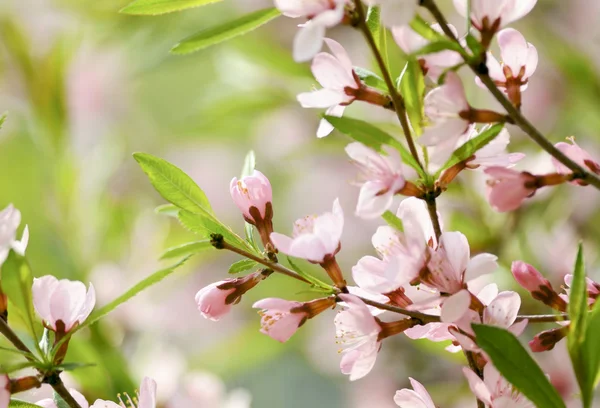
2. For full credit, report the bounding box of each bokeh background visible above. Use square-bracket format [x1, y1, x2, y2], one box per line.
[1, 0, 600, 406]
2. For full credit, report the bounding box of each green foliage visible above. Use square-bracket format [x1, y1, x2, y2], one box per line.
[0, 112, 7, 131]
[160, 240, 213, 260]
[585, 300, 600, 388]
[120, 0, 223, 15]
[436, 124, 505, 176]
[410, 40, 465, 57]
[229, 259, 258, 274]
[472, 324, 566, 408]
[53, 392, 69, 408]
[366, 6, 384, 55]
[154, 204, 179, 217]
[324, 115, 425, 178]
[171, 8, 281, 55]
[409, 15, 447, 42]
[354, 67, 387, 92]
[133, 153, 213, 215]
[178, 210, 254, 252]
[568, 244, 595, 408]
[1, 253, 39, 342]
[8, 400, 43, 408]
[382, 210, 403, 231]
[399, 58, 425, 136]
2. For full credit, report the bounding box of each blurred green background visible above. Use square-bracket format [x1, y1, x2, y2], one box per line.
[1, 0, 600, 406]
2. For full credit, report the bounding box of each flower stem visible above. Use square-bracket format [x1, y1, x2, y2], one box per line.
[420, 0, 600, 190]
[49, 376, 83, 408]
[0, 317, 31, 357]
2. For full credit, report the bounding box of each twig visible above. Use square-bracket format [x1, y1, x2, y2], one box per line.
[465, 351, 486, 408]
[0, 317, 31, 357]
[425, 198, 443, 242]
[420, 0, 600, 190]
[49, 375, 83, 408]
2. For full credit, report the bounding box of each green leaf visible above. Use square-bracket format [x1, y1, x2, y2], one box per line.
[1, 253, 38, 342]
[286, 257, 332, 292]
[178, 210, 254, 253]
[9, 400, 43, 408]
[410, 40, 465, 57]
[382, 211, 403, 231]
[134, 153, 213, 215]
[472, 324, 566, 408]
[155, 204, 179, 217]
[465, 34, 483, 56]
[324, 115, 425, 178]
[0, 112, 7, 131]
[160, 240, 213, 260]
[410, 15, 447, 42]
[53, 392, 69, 408]
[228, 259, 258, 274]
[171, 8, 281, 55]
[584, 300, 600, 387]
[436, 123, 505, 176]
[241, 150, 256, 178]
[568, 244, 592, 408]
[1, 362, 39, 374]
[399, 58, 425, 136]
[354, 67, 387, 92]
[56, 362, 96, 371]
[366, 6, 382, 50]
[120, 0, 223, 15]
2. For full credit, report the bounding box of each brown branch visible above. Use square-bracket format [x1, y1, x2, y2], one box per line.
[49, 375, 83, 408]
[420, 0, 600, 190]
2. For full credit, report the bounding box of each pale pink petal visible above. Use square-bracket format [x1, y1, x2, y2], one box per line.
[340, 343, 380, 381]
[311, 52, 356, 89]
[419, 119, 469, 147]
[439, 232, 470, 281]
[317, 104, 345, 138]
[293, 22, 326, 62]
[270, 232, 295, 255]
[498, 28, 530, 76]
[509, 318, 528, 336]
[465, 253, 498, 282]
[524, 44, 538, 78]
[441, 290, 472, 323]
[502, 0, 537, 25]
[393, 389, 431, 408]
[288, 233, 329, 262]
[484, 291, 521, 328]
[356, 181, 395, 219]
[323, 38, 353, 73]
[32, 275, 59, 326]
[462, 367, 493, 406]
[297, 88, 347, 108]
[392, 25, 428, 54]
[253, 298, 297, 312]
[138, 377, 157, 408]
[408, 378, 436, 408]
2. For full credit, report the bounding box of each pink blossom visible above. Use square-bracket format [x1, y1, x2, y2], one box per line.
[352, 198, 434, 293]
[334, 294, 382, 381]
[90, 377, 157, 408]
[345, 143, 405, 218]
[552, 138, 600, 183]
[298, 39, 359, 138]
[275, 0, 348, 62]
[511, 261, 551, 292]
[253, 298, 307, 342]
[392, 24, 462, 81]
[564, 274, 599, 304]
[0, 204, 29, 267]
[0, 375, 9, 408]
[394, 377, 436, 408]
[271, 199, 343, 263]
[484, 167, 537, 212]
[364, 0, 418, 27]
[454, 0, 538, 32]
[195, 272, 266, 321]
[36, 389, 89, 408]
[477, 29, 538, 93]
[32, 275, 96, 332]
[419, 72, 471, 148]
[421, 232, 498, 295]
[230, 170, 272, 220]
[463, 364, 534, 408]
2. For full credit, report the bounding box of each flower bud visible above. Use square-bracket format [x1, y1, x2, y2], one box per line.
[511, 261, 567, 311]
[529, 326, 569, 352]
[484, 167, 537, 212]
[230, 170, 274, 247]
[195, 270, 270, 321]
[253, 296, 336, 343]
[9, 376, 40, 394]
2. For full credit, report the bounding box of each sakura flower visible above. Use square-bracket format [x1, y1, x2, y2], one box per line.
[419, 232, 498, 295]
[275, 0, 348, 62]
[394, 378, 436, 408]
[484, 167, 537, 212]
[345, 143, 405, 218]
[511, 261, 567, 311]
[32, 275, 96, 332]
[364, 0, 418, 27]
[552, 138, 600, 185]
[196, 271, 268, 321]
[253, 296, 335, 342]
[0, 204, 29, 267]
[90, 377, 157, 408]
[169, 372, 251, 408]
[334, 294, 382, 381]
[393, 24, 463, 81]
[271, 199, 346, 286]
[478, 29, 538, 107]
[463, 364, 534, 408]
[298, 39, 392, 138]
[36, 389, 89, 408]
[563, 273, 599, 305]
[1, 375, 9, 408]
[454, 0, 537, 37]
[230, 170, 274, 245]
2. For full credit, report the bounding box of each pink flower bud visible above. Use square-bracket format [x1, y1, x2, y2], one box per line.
[511, 261, 551, 292]
[229, 170, 272, 222]
[195, 272, 267, 321]
[32, 276, 96, 333]
[484, 167, 537, 212]
[529, 326, 569, 352]
[1, 375, 10, 408]
[253, 297, 335, 343]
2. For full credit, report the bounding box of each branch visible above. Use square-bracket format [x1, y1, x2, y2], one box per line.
[420, 0, 600, 190]
[0, 317, 31, 357]
[49, 375, 83, 408]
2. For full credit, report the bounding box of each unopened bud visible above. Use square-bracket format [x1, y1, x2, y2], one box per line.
[529, 325, 569, 352]
[512, 261, 567, 311]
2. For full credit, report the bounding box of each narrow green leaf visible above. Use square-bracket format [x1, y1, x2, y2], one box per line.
[1, 253, 38, 342]
[568, 244, 592, 407]
[55, 362, 96, 371]
[228, 259, 258, 274]
[155, 204, 179, 217]
[472, 324, 566, 408]
[134, 153, 213, 215]
[53, 392, 69, 408]
[465, 34, 483, 56]
[366, 6, 382, 50]
[286, 257, 332, 292]
[354, 67, 387, 92]
[241, 150, 256, 178]
[410, 15, 447, 42]
[0, 362, 38, 374]
[9, 400, 43, 408]
[171, 8, 281, 55]
[324, 115, 425, 178]
[411, 40, 465, 57]
[178, 210, 254, 253]
[399, 58, 425, 136]
[382, 211, 403, 231]
[160, 240, 212, 260]
[120, 0, 223, 15]
[584, 300, 600, 387]
[436, 123, 504, 176]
